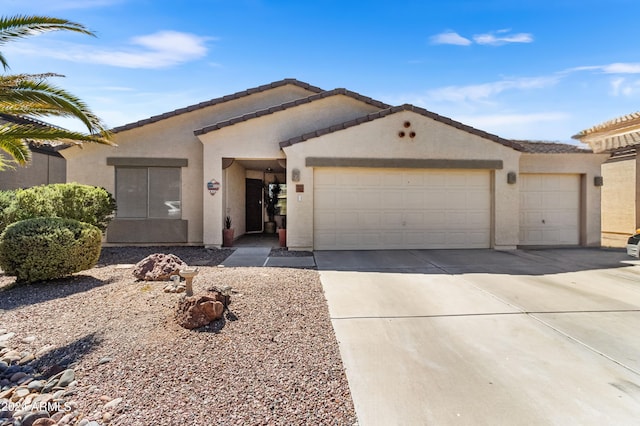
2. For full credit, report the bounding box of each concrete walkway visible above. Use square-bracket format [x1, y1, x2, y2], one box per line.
[220, 247, 316, 268]
[317, 249, 640, 425]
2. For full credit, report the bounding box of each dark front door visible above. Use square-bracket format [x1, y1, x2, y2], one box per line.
[246, 178, 263, 232]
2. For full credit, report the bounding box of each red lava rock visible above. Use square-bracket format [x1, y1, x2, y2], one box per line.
[132, 253, 187, 281]
[175, 293, 225, 329]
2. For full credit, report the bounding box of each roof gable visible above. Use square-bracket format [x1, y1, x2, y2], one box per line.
[279, 104, 523, 151]
[112, 78, 323, 133]
[193, 88, 390, 136]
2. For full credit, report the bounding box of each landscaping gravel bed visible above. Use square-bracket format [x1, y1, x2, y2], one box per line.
[0, 247, 356, 425]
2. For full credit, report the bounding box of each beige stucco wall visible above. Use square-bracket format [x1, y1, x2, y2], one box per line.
[0, 152, 66, 190]
[519, 152, 608, 247]
[600, 159, 636, 247]
[197, 94, 383, 246]
[283, 110, 522, 250]
[223, 160, 246, 239]
[62, 84, 317, 244]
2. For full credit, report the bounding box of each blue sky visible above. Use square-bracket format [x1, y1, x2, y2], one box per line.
[3, 0, 640, 143]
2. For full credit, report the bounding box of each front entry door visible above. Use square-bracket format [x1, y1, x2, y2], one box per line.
[246, 178, 263, 232]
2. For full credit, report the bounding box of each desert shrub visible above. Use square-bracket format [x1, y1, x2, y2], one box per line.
[3, 183, 116, 232]
[0, 190, 16, 232]
[0, 217, 102, 283]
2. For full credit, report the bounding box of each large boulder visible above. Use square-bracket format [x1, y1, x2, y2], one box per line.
[132, 253, 187, 281]
[175, 292, 225, 329]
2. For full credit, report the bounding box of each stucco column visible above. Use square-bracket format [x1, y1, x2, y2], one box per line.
[493, 167, 520, 250]
[203, 145, 223, 247]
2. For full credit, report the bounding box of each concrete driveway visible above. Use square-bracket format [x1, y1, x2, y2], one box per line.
[315, 248, 640, 425]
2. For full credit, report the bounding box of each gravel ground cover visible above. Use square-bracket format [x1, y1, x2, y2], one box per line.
[0, 247, 356, 425]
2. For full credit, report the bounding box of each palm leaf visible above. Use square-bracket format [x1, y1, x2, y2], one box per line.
[0, 15, 94, 70]
[0, 131, 30, 169]
[0, 74, 111, 137]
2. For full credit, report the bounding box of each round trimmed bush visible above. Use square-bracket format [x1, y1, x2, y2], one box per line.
[0, 217, 102, 283]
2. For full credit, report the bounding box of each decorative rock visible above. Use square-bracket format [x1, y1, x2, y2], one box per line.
[104, 397, 122, 410]
[21, 336, 37, 344]
[57, 369, 75, 387]
[36, 345, 56, 357]
[20, 410, 50, 426]
[132, 253, 187, 281]
[98, 357, 113, 365]
[102, 412, 113, 422]
[0, 332, 15, 342]
[18, 353, 35, 365]
[32, 419, 57, 426]
[2, 350, 22, 363]
[10, 371, 27, 382]
[14, 386, 30, 398]
[175, 292, 225, 329]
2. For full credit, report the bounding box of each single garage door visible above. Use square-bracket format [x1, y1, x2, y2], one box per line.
[519, 174, 580, 245]
[313, 168, 491, 250]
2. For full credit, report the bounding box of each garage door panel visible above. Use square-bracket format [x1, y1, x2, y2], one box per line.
[314, 168, 491, 250]
[519, 174, 579, 246]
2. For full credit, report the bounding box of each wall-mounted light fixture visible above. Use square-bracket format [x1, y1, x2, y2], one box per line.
[507, 172, 517, 184]
[291, 168, 300, 182]
[594, 176, 604, 187]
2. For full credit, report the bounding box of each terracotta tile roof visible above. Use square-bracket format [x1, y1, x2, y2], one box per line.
[510, 140, 593, 153]
[0, 113, 71, 153]
[111, 78, 323, 133]
[279, 104, 523, 151]
[193, 88, 391, 136]
[572, 112, 640, 153]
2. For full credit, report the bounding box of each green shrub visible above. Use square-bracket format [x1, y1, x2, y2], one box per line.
[0, 217, 102, 283]
[3, 183, 116, 232]
[0, 190, 16, 232]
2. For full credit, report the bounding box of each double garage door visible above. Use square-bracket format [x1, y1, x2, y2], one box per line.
[313, 169, 581, 250]
[313, 168, 491, 250]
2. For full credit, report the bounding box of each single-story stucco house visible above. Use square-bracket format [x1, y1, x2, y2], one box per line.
[56, 78, 607, 250]
[0, 114, 67, 190]
[574, 112, 640, 247]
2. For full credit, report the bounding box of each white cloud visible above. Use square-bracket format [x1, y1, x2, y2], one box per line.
[430, 29, 532, 47]
[609, 77, 640, 96]
[425, 76, 558, 103]
[601, 63, 640, 74]
[429, 31, 472, 46]
[473, 31, 533, 46]
[455, 112, 572, 140]
[12, 31, 212, 69]
[565, 62, 640, 75]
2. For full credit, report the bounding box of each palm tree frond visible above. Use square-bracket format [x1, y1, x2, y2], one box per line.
[0, 132, 30, 168]
[0, 75, 111, 137]
[0, 123, 114, 146]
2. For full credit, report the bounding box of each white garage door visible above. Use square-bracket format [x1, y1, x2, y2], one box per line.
[313, 168, 491, 250]
[519, 174, 580, 245]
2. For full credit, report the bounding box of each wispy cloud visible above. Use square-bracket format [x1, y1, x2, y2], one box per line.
[429, 31, 471, 46]
[430, 29, 533, 46]
[12, 31, 212, 69]
[425, 76, 558, 103]
[609, 77, 640, 96]
[565, 62, 640, 74]
[5, 0, 122, 10]
[473, 29, 533, 46]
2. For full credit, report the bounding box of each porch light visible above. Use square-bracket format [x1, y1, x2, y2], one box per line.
[594, 176, 604, 186]
[507, 172, 517, 184]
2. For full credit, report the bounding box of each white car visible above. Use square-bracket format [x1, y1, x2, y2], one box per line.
[626, 231, 640, 257]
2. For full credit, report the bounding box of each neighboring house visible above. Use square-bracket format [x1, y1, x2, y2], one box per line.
[60, 78, 607, 250]
[573, 112, 640, 247]
[0, 114, 67, 190]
